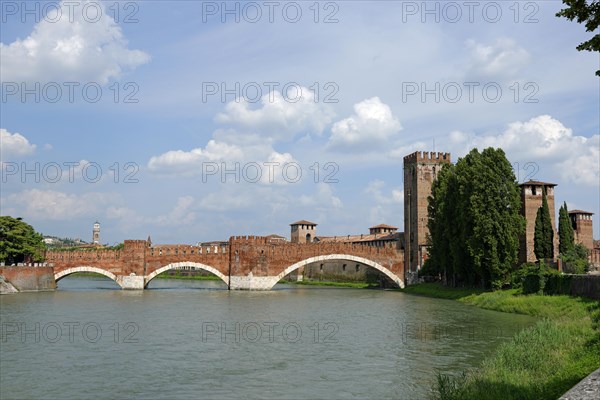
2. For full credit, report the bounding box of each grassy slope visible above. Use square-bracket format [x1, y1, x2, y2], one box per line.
[403, 283, 600, 400]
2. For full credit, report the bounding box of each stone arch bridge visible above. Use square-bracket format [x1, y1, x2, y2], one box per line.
[46, 237, 405, 290]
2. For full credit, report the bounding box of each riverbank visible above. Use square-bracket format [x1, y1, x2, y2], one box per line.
[402, 283, 600, 400]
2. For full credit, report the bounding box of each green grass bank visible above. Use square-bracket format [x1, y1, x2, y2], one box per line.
[403, 283, 600, 400]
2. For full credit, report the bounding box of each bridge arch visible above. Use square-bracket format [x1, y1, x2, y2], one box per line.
[144, 262, 228, 288]
[54, 266, 121, 287]
[273, 254, 404, 289]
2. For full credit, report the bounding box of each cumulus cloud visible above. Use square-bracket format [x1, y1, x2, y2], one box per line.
[147, 140, 245, 174]
[1, 0, 149, 84]
[0, 129, 37, 159]
[3, 189, 119, 220]
[450, 115, 599, 186]
[214, 86, 334, 140]
[465, 37, 530, 79]
[327, 97, 402, 152]
[299, 183, 343, 208]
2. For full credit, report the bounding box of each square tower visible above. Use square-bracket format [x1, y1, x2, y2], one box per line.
[290, 220, 317, 243]
[93, 221, 100, 245]
[569, 210, 594, 251]
[518, 180, 558, 263]
[403, 151, 451, 275]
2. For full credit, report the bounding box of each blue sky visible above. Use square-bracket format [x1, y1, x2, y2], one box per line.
[1, 0, 598, 244]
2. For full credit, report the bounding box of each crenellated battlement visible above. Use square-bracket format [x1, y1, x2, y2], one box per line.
[403, 151, 451, 163]
[49, 234, 405, 290]
[230, 235, 269, 244]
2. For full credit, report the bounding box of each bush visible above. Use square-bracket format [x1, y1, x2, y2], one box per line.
[561, 243, 590, 274]
[511, 262, 537, 289]
[521, 262, 561, 295]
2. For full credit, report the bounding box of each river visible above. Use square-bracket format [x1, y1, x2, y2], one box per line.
[0, 277, 535, 399]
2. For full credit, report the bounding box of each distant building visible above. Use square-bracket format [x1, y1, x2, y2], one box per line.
[93, 221, 100, 245]
[314, 223, 403, 249]
[290, 220, 317, 243]
[266, 234, 287, 243]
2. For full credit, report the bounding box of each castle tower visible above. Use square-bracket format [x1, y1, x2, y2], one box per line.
[290, 220, 317, 243]
[403, 151, 451, 276]
[569, 210, 594, 251]
[518, 180, 558, 263]
[92, 221, 100, 245]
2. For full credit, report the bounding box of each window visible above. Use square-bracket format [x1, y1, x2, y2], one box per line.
[342, 264, 346, 271]
[356, 264, 360, 272]
[306, 233, 312, 242]
[320, 264, 323, 271]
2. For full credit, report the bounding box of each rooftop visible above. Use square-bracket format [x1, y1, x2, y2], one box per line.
[518, 179, 557, 187]
[369, 224, 398, 230]
[569, 209, 594, 215]
[290, 220, 318, 226]
[316, 231, 401, 243]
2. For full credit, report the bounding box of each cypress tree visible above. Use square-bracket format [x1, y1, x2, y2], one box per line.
[534, 187, 554, 260]
[558, 202, 575, 255]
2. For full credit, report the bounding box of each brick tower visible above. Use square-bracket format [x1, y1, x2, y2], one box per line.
[403, 151, 451, 279]
[290, 220, 317, 243]
[569, 210, 594, 251]
[518, 180, 558, 263]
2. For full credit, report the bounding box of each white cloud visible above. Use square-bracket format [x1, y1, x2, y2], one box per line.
[3, 189, 119, 220]
[0, 0, 149, 84]
[465, 37, 530, 79]
[147, 140, 245, 174]
[0, 129, 37, 159]
[449, 115, 599, 186]
[327, 97, 402, 152]
[299, 183, 343, 209]
[215, 87, 334, 140]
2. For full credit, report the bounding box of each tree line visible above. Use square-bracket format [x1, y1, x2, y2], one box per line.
[424, 147, 590, 289]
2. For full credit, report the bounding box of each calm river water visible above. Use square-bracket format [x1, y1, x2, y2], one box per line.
[0, 277, 535, 399]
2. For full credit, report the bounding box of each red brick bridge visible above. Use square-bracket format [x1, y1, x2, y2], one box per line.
[45, 236, 405, 290]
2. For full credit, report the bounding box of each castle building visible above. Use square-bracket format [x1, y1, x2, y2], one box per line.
[290, 220, 317, 243]
[93, 221, 100, 245]
[569, 210, 594, 251]
[403, 151, 451, 276]
[314, 224, 402, 248]
[518, 180, 558, 263]
[369, 224, 398, 235]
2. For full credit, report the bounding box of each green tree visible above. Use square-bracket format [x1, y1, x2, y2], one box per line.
[534, 187, 554, 260]
[0, 216, 45, 264]
[427, 148, 525, 289]
[561, 243, 590, 274]
[558, 202, 575, 255]
[556, 0, 600, 76]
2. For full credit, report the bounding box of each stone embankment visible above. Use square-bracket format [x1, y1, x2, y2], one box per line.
[559, 368, 600, 400]
[0, 267, 56, 294]
[0, 274, 19, 294]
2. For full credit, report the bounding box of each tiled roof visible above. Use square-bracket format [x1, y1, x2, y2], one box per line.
[568, 209, 594, 215]
[315, 232, 402, 243]
[290, 220, 318, 226]
[518, 179, 557, 187]
[369, 224, 398, 230]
